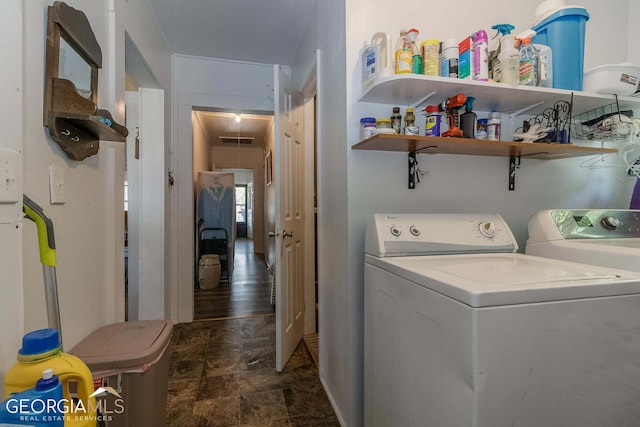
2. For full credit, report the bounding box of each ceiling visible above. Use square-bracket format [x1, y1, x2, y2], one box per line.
[147, 0, 313, 148]
[193, 111, 274, 149]
[147, 0, 316, 65]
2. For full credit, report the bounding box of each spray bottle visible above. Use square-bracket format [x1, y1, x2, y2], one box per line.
[460, 97, 477, 138]
[395, 29, 413, 74]
[489, 24, 515, 83]
[406, 28, 422, 74]
[516, 29, 540, 86]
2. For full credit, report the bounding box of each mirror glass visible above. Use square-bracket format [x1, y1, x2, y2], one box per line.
[58, 37, 92, 98]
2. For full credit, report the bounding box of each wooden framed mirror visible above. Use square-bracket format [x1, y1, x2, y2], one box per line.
[44, 1, 128, 161]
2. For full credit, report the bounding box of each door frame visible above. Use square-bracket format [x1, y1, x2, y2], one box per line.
[171, 65, 318, 330]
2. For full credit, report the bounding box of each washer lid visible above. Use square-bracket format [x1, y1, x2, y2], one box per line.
[367, 253, 640, 307]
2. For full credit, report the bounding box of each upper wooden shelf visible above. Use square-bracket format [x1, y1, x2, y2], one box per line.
[351, 134, 617, 159]
[359, 75, 640, 116]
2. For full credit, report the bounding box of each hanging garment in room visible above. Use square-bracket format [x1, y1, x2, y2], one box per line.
[197, 172, 236, 278]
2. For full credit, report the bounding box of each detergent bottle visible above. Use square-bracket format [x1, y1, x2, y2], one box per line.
[362, 32, 392, 90]
[0, 369, 64, 427]
[4, 329, 97, 427]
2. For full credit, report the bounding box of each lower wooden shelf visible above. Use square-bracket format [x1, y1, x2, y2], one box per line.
[352, 134, 618, 191]
[351, 134, 617, 159]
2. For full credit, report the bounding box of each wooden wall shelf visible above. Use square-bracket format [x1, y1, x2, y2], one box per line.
[351, 134, 617, 159]
[352, 134, 618, 190]
[44, 2, 128, 161]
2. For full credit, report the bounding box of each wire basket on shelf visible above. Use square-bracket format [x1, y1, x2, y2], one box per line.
[571, 98, 637, 142]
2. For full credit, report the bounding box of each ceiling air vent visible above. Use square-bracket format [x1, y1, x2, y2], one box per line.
[218, 136, 255, 144]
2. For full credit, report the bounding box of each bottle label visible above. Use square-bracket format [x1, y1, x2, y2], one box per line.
[520, 59, 534, 85]
[395, 50, 412, 74]
[425, 115, 441, 136]
[364, 47, 377, 81]
[448, 58, 459, 78]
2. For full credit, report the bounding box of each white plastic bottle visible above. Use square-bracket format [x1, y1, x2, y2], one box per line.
[534, 44, 553, 88]
[440, 38, 459, 78]
[499, 34, 520, 85]
[487, 111, 501, 141]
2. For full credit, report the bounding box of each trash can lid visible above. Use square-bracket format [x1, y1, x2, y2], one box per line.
[70, 320, 173, 372]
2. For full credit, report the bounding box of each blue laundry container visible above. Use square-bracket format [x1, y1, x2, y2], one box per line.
[532, 7, 589, 91]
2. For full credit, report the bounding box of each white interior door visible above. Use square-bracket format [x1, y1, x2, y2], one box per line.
[274, 65, 305, 371]
[125, 88, 165, 321]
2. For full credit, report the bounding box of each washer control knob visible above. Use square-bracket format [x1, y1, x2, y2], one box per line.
[478, 221, 496, 238]
[390, 226, 401, 237]
[409, 226, 421, 237]
[601, 216, 622, 230]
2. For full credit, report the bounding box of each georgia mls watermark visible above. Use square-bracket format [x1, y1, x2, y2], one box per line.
[4, 386, 125, 423]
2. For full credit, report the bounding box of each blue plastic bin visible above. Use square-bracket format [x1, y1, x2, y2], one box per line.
[532, 7, 590, 91]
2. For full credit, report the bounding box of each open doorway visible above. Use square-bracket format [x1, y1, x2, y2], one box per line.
[192, 110, 274, 320]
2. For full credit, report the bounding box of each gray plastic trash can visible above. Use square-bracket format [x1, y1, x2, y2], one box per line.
[70, 320, 173, 427]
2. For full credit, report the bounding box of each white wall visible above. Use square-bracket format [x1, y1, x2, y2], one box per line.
[308, 0, 639, 425]
[0, 0, 24, 395]
[1, 0, 171, 364]
[171, 55, 275, 322]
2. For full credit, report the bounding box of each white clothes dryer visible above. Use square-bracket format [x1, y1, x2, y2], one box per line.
[527, 209, 640, 272]
[364, 213, 640, 427]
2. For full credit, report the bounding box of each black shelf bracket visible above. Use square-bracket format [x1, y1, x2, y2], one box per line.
[508, 155, 521, 191]
[409, 151, 417, 189]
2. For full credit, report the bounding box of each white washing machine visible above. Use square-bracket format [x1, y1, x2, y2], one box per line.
[527, 209, 640, 272]
[364, 213, 640, 427]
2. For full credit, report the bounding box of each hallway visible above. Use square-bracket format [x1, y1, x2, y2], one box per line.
[168, 239, 337, 426]
[194, 238, 273, 320]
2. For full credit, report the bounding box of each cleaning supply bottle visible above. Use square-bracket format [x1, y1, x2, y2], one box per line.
[425, 105, 441, 137]
[489, 24, 515, 83]
[406, 28, 422, 74]
[0, 369, 64, 427]
[460, 97, 477, 138]
[362, 32, 392, 90]
[499, 32, 520, 85]
[487, 110, 501, 141]
[472, 30, 489, 81]
[395, 29, 413, 74]
[4, 329, 97, 427]
[516, 29, 540, 86]
[440, 38, 459, 78]
[421, 38, 440, 76]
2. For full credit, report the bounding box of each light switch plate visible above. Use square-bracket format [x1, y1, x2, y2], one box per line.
[0, 148, 19, 204]
[49, 165, 66, 204]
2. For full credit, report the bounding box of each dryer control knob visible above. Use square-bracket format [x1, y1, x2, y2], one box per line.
[478, 221, 496, 238]
[390, 226, 401, 237]
[601, 216, 622, 230]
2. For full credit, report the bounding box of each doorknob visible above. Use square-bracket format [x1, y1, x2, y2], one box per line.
[282, 230, 293, 238]
[269, 231, 277, 237]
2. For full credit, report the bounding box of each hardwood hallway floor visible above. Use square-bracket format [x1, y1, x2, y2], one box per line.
[195, 238, 274, 320]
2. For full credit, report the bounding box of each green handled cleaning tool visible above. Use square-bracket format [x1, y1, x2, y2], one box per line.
[23, 194, 63, 349]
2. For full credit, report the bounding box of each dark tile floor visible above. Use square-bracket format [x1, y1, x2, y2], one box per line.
[166, 315, 339, 426]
